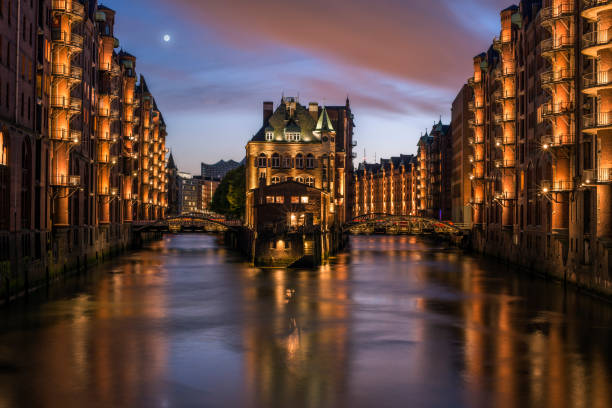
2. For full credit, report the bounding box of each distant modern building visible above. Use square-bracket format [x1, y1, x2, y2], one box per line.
[201, 159, 242, 180]
[178, 172, 199, 214]
[199, 178, 220, 212]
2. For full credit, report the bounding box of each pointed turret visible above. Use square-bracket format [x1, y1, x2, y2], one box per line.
[315, 106, 335, 134]
[167, 152, 177, 170]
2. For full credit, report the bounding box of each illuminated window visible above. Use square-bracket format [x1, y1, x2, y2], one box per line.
[271, 153, 280, 168]
[0, 131, 6, 166]
[257, 153, 267, 168]
[295, 154, 303, 169]
[275, 196, 284, 204]
[271, 176, 281, 184]
[286, 132, 300, 142]
[306, 177, 315, 187]
[266, 196, 274, 203]
[300, 196, 309, 204]
[291, 196, 299, 204]
[265, 131, 273, 141]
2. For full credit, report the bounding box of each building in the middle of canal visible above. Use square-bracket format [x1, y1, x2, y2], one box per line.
[244, 97, 355, 266]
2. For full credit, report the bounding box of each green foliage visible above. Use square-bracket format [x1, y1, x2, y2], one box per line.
[210, 165, 246, 219]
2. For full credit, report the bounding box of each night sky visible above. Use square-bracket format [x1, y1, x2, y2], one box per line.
[102, 0, 511, 175]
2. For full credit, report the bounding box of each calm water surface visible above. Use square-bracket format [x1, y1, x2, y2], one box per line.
[0, 234, 611, 408]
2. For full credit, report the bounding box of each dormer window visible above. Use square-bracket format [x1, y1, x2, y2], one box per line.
[286, 132, 300, 142]
[265, 131, 274, 141]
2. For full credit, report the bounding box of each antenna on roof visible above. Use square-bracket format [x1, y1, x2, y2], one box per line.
[363, 148, 366, 163]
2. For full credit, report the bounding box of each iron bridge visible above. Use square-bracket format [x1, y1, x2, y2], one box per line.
[133, 213, 242, 233]
[344, 213, 464, 235]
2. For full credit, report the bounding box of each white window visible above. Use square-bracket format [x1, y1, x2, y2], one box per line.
[286, 132, 300, 142]
[271, 176, 281, 184]
[300, 196, 309, 204]
[265, 131, 274, 141]
[306, 177, 315, 187]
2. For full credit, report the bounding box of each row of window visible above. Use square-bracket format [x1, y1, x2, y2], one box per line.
[265, 175, 315, 186]
[257, 153, 316, 169]
[265, 131, 301, 141]
[265, 196, 309, 204]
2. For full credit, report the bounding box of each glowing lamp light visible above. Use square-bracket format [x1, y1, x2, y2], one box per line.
[543, 144, 549, 150]
[542, 187, 549, 193]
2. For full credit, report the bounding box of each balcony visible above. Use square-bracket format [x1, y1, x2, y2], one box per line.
[541, 134, 575, 149]
[582, 168, 612, 185]
[583, 111, 612, 133]
[495, 90, 516, 103]
[542, 180, 574, 192]
[582, 30, 612, 57]
[582, 0, 612, 21]
[51, 64, 82, 83]
[50, 175, 80, 187]
[494, 191, 517, 201]
[494, 159, 516, 169]
[540, 2, 574, 25]
[51, 30, 83, 52]
[494, 113, 516, 125]
[49, 129, 80, 144]
[540, 68, 575, 87]
[468, 136, 484, 145]
[493, 34, 512, 51]
[541, 36, 574, 56]
[97, 155, 119, 165]
[51, 0, 85, 20]
[583, 70, 612, 95]
[541, 102, 573, 119]
[469, 172, 486, 181]
[98, 107, 110, 117]
[468, 154, 484, 164]
[50, 96, 81, 114]
[468, 118, 484, 128]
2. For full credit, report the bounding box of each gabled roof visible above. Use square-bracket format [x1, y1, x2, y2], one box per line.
[167, 152, 177, 169]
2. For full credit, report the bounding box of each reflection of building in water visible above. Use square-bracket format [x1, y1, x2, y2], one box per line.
[423, 251, 612, 408]
[240, 266, 351, 407]
[2, 256, 169, 407]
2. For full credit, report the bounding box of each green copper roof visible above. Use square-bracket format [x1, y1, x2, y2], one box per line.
[315, 107, 334, 133]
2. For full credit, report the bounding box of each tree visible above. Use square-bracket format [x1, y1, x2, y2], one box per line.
[210, 165, 245, 219]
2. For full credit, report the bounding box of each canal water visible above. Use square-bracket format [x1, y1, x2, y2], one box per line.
[0, 235, 611, 408]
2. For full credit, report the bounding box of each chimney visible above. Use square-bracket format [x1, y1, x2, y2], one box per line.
[309, 102, 318, 120]
[263, 102, 273, 125]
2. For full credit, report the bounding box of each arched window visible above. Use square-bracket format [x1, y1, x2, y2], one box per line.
[305, 154, 315, 169]
[257, 153, 267, 168]
[283, 156, 292, 168]
[295, 176, 304, 184]
[271, 176, 281, 184]
[295, 154, 304, 169]
[271, 153, 281, 168]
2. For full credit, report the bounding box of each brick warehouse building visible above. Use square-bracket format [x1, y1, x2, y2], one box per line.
[465, 0, 612, 295]
[353, 120, 452, 222]
[0, 1, 168, 299]
[245, 97, 355, 265]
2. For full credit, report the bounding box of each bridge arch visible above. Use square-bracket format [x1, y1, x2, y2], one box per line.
[344, 213, 462, 235]
[133, 213, 241, 233]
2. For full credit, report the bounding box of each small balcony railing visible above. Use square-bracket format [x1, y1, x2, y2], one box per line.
[541, 134, 575, 148]
[541, 102, 573, 118]
[542, 180, 574, 192]
[583, 168, 612, 184]
[469, 172, 486, 181]
[495, 90, 516, 103]
[51, 30, 84, 50]
[50, 175, 80, 187]
[583, 30, 612, 50]
[97, 155, 119, 165]
[51, 0, 85, 19]
[540, 2, 574, 24]
[583, 71, 612, 90]
[468, 155, 484, 163]
[541, 68, 575, 86]
[49, 129, 80, 143]
[495, 113, 516, 124]
[583, 111, 612, 129]
[494, 191, 517, 201]
[50, 96, 81, 113]
[468, 118, 484, 128]
[493, 33, 513, 50]
[494, 159, 516, 169]
[541, 36, 574, 54]
[51, 64, 82, 82]
[468, 136, 484, 145]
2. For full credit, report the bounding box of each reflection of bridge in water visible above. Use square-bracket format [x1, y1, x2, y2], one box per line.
[345, 213, 467, 236]
[133, 213, 241, 233]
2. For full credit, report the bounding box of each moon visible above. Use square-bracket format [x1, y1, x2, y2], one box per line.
[163, 34, 171, 42]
